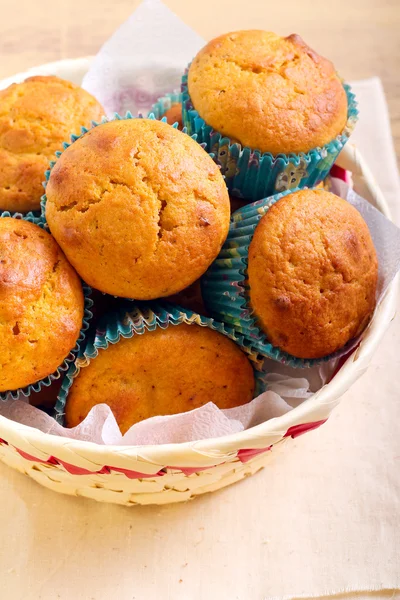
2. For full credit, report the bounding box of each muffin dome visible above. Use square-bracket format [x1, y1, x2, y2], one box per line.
[248, 189, 378, 359]
[0, 76, 104, 213]
[188, 30, 348, 154]
[65, 323, 255, 432]
[0, 218, 84, 392]
[45, 118, 230, 299]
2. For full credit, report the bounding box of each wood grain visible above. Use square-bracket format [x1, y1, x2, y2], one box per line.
[0, 0, 399, 160]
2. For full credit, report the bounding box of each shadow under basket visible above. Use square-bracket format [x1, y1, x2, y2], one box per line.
[0, 57, 397, 506]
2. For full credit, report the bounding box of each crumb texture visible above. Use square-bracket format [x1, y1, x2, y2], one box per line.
[65, 323, 255, 432]
[188, 30, 348, 154]
[248, 189, 378, 358]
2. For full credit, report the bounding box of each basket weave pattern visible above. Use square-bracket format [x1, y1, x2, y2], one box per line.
[0, 421, 325, 505]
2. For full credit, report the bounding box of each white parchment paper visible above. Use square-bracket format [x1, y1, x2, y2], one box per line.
[82, 0, 204, 117]
[0, 372, 314, 445]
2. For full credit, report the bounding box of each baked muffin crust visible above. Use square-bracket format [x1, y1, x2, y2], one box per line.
[0, 76, 104, 212]
[45, 118, 230, 299]
[248, 189, 378, 358]
[65, 323, 255, 432]
[188, 31, 348, 154]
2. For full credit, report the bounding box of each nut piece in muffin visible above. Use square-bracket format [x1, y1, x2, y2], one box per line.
[0, 76, 104, 213]
[188, 30, 348, 154]
[248, 189, 378, 359]
[65, 323, 255, 432]
[45, 118, 230, 299]
[0, 218, 84, 392]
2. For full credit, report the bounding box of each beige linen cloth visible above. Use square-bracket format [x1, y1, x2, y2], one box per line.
[0, 78, 399, 600]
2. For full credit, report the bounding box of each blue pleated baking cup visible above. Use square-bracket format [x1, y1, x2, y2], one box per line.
[0, 210, 44, 224]
[54, 302, 268, 424]
[40, 111, 206, 222]
[149, 91, 181, 120]
[201, 187, 356, 368]
[181, 68, 358, 201]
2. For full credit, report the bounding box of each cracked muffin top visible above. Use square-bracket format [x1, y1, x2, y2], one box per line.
[45, 118, 230, 299]
[188, 30, 348, 154]
[0, 75, 104, 213]
[0, 218, 84, 392]
[65, 323, 255, 433]
[248, 189, 378, 359]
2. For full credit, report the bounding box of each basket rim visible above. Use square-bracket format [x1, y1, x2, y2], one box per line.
[0, 57, 397, 465]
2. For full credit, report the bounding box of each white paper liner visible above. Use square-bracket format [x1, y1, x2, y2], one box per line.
[82, 0, 204, 117]
[330, 178, 400, 296]
[0, 370, 317, 445]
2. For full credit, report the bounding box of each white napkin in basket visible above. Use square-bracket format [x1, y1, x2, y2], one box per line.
[82, 0, 204, 116]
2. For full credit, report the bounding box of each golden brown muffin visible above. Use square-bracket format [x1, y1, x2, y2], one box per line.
[45, 118, 230, 299]
[0, 218, 84, 391]
[248, 189, 378, 359]
[0, 76, 104, 213]
[162, 104, 183, 129]
[65, 323, 255, 432]
[188, 31, 348, 154]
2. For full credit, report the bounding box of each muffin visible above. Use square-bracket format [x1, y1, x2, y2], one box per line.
[163, 103, 183, 129]
[149, 92, 183, 129]
[44, 117, 230, 299]
[65, 322, 255, 432]
[0, 76, 104, 213]
[248, 190, 378, 358]
[203, 188, 378, 363]
[0, 217, 84, 392]
[182, 31, 357, 201]
[188, 30, 347, 154]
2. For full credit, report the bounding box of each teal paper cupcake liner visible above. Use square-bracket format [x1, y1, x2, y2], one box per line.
[149, 91, 181, 120]
[201, 187, 357, 368]
[0, 210, 44, 225]
[40, 111, 205, 221]
[54, 302, 268, 424]
[0, 209, 94, 400]
[181, 68, 358, 201]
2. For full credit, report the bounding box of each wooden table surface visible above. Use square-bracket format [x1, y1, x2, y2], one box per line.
[0, 0, 399, 162]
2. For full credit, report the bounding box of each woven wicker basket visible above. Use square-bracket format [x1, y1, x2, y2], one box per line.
[0, 59, 397, 506]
